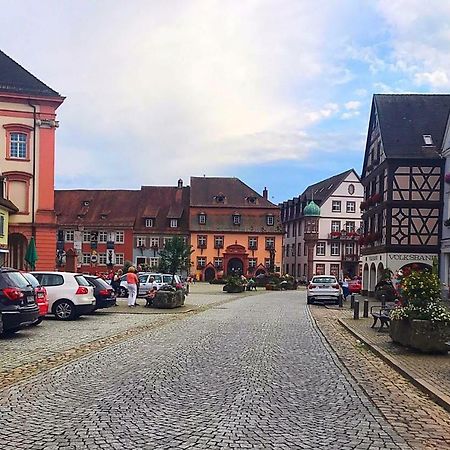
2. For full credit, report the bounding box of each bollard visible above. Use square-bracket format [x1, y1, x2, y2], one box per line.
[363, 299, 369, 318]
[350, 294, 355, 310]
[381, 294, 386, 308]
[338, 294, 343, 308]
[353, 299, 360, 320]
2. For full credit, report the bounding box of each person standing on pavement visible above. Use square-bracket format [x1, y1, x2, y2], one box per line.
[127, 266, 139, 307]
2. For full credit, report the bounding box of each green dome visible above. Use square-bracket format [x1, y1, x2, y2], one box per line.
[303, 200, 320, 217]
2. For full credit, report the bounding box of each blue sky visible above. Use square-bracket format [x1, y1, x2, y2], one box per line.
[1, 0, 449, 204]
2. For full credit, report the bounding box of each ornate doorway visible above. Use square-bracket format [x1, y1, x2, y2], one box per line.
[204, 266, 216, 282]
[8, 233, 28, 270]
[227, 257, 244, 275]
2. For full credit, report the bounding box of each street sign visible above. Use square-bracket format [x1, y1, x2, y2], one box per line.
[106, 249, 115, 266]
[90, 252, 98, 264]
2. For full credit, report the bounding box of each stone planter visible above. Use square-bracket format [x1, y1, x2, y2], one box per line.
[390, 319, 450, 354]
[223, 284, 245, 293]
[152, 290, 185, 309]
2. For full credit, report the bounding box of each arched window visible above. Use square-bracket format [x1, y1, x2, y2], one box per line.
[3, 124, 33, 161]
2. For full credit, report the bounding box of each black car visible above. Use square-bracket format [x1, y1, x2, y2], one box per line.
[84, 275, 116, 310]
[0, 268, 39, 334]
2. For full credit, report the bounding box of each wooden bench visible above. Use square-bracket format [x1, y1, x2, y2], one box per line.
[370, 304, 395, 331]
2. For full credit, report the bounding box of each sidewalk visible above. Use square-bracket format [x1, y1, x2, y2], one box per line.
[328, 295, 450, 413]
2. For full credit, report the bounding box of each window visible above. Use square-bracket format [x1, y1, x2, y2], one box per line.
[264, 258, 270, 268]
[136, 236, 146, 247]
[330, 264, 340, 277]
[115, 231, 124, 244]
[345, 243, 355, 255]
[197, 257, 206, 268]
[304, 245, 307, 256]
[331, 242, 340, 256]
[423, 134, 433, 145]
[348, 184, 355, 195]
[214, 235, 224, 248]
[40, 274, 64, 287]
[266, 215, 274, 226]
[304, 264, 307, 276]
[0, 215, 4, 236]
[285, 244, 290, 257]
[248, 237, 258, 250]
[332, 201, 341, 212]
[345, 221, 355, 233]
[149, 257, 159, 268]
[83, 231, 91, 243]
[145, 218, 154, 228]
[115, 253, 124, 265]
[162, 237, 171, 247]
[248, 258, 257, 269]
[65, 230, 74, 242]
[265, 237, 275, 250]
[346, 201, 356, 213]
[232, 214, 241, 225]
[98, 231, 107, 243]
[291, 245, 295, 257]
[315, 264, 325, 275]
[82, 253, 91, 265]
[10, 133, 27, 159]
[198, 214, 206, 224]
[316, 242, 325, 256]
[197, 235, 207, 248]
[298, 243, 301, 256]
[99, 253, 107, 265]
[331, 221, 341, 232]
[149, 237, 159, 248]
[170, 219, 178, 228]
[214, 257, 223, 268]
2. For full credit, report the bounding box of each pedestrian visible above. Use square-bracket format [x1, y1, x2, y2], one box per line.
[126, 266, 139, 307]
[342, 276, 350, 300]
[111, 269, 122, 296]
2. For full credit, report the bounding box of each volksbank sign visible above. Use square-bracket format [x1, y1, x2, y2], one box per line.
[388, 254, 434, 262]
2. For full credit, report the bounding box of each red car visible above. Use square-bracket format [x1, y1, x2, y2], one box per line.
[348, 279, 362, 294]
[22, 272, 49, 325]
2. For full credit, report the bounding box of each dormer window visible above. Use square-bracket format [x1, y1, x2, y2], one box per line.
[423, 135, 433, 145]
[198, 213, 206, 224]
[83, 200, 90, 207]
[100, 214, 107, 220]
[247, 196, 257, 204]
[232, 214, 241, 225]
[266, 215, 274, 226]
[215, 194, 225, 203]
[170, 219, 178, 228]
[145, 218, 154, 228]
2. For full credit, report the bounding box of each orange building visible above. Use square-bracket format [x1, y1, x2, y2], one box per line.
[0, 50, 64, 269]
[190, 177, 283, 281]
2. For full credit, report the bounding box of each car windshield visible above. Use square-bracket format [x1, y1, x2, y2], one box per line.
[312, 277, 336, 284]
[163, 275, 174, 283]
[0, 271, 31, 289]
[22, 272, 40, 288]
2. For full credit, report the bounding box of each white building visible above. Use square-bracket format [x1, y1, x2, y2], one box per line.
[280, 169, 364, 280]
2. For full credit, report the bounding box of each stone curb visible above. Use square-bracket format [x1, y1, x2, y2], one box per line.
[99, 306, 197, 315]
[338, 318, 450, 414]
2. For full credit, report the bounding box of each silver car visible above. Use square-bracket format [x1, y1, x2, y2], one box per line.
[306, 275, 342, 305]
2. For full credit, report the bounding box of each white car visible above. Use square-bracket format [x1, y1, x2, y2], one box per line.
[306, 275, 343, 305]
[31, 271, 96, 320]
[119, 273, 183, 297]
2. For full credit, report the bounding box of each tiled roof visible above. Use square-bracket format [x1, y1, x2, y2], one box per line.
[190, 177, 277, 208]
[374, 94, 450, 158]
[0, 50, 62, 98]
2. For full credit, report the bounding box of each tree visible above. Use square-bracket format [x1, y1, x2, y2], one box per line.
[158, 237, 193, 282]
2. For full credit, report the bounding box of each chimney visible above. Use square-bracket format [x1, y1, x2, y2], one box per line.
[263, 187, 268, 199]
[177, 179, 183, 189]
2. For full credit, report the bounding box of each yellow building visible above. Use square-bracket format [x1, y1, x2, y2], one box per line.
[189, 177, 283, 281]
[0, 190, 19, 265]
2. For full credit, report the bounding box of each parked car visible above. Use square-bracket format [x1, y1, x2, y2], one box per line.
[22, 272, 49, 326]
[307, 275, 343, 305]
[0, 268, 39, 334]
[84, 275, 116, 310]
[119, 273, 184, 297]
[348, 279, 362, 294]
[31, 271, 95, 320]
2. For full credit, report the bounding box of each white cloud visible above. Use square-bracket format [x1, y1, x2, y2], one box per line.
[344, 101, 361, 110]
[341, 111, 360, 120]
[415, 70, 449, 87]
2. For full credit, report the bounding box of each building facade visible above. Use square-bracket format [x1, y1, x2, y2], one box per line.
[360, 94, 447, 294]
[281, 169, 363, 280]
[190, 177, 282, 281]
[0, 50, 64, 269]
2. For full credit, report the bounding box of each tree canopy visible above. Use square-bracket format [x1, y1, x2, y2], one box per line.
[158, 236, 193, 277]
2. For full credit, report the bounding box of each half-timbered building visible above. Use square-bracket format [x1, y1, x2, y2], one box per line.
[360, 94, 448, 294]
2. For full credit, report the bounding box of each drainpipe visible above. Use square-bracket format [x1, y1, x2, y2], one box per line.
[28, 101, 36, 239]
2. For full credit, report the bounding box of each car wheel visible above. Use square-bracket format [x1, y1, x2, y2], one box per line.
[31, 317, 43, 326]
[119, 287, 128, 297]
[53, 300, 76, 320]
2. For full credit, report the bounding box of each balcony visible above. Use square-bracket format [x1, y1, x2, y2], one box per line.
[328, 231, 359, 241]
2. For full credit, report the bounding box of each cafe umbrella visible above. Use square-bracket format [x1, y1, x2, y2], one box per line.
[25, 236, 38, 270]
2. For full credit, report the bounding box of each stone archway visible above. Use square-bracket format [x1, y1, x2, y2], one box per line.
[369, 263, 377, 294]
[227, 257, 243, 275]
[377, 262, 385, 283]
[204, 266, 216, 282]
[8, 233, 28, 270]
[362, 264, 369, 293]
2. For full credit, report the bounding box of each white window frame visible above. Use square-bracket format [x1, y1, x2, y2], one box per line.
[115, 231, 124, 244]
[82, 253, 91, 265]
[10, 132, 27, 159]
[199, 214, 206, 224]
[316, 242, 326, 256]
[214, 257, 223, 268]
[346, 201, 356, 213]
[214, 235, 224, 248]
[149, 237, 160, 248]
[331, 221, 341, 232]
[248, 258, 257, 268]
[65, 230, 74, 242]
[330, 242, 340, 256]
[98, 231, 107, 243]
[265, 237, 275, 249]
[82, 231, 91, 243]
[99, 253, 107, 265]
[331, 201, 341, 212]
[197, 257, 206, 268]
[115, 253, 124, 265]
[145, 218, 154, 228]
[266, 215, 274, 226]
[345, 243, 355, 255]
[345, 221, 355, 233]
[136, 236, 146, 247]
[149, 257, 159, 268]
[198, 235, 207, 247]
[248, 237, 258, 249]
[170, 219, 178, 228]
[233, 214, 241, 225]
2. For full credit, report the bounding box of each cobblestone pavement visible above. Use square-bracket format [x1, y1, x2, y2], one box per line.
[309, 304, 450, 450]
[0, 291, 409, 449]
